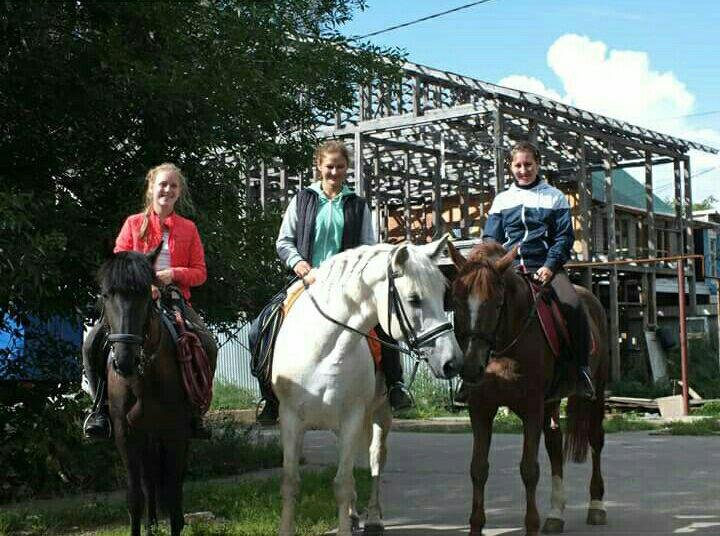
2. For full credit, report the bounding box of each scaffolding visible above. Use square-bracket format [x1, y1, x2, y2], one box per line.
[246, 59, 718, 382]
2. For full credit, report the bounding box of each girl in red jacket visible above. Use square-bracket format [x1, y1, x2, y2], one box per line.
[83, 163, 217, 439]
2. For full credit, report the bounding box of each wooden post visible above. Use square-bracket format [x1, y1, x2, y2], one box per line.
[674, 158, 683, 256]
[354, 132, 365, 198]
[432, 133, 444, 239]
[279, 165, 288, 209]
[528, 119, 538, 145]
[645, 151, 657, 328]
[259, 162, 267, 210]
[404, 151, 412, 243]
[494, 107, 505, 193]
[604, 142, 621, 382]
[576, 135, 592, 288]
[372, 147, 381, 242]
[413, 75, 423, 116]
[459, 164, 469, 240]
[683, 157, 697, 313]
[678, 261, 690, 416]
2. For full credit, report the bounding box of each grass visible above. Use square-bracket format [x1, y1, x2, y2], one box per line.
[0, 467, 371, 536]
[692, 400, 720, 416]
[210, 382, 258, 411]
[658, 418, 720, 436]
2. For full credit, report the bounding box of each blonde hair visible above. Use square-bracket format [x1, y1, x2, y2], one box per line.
[139, 163, 194, 241]
[314, 140, 350, 181]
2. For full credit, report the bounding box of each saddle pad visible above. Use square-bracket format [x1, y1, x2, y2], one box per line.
[528, 281, 597, 358]
[282, 282, 383, 366]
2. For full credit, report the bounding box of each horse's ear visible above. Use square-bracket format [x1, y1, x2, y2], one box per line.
[418, 234, 450, 260]
[447, 241, 466, 271]
[391, 244, 410, 273]
[147, 242, 163, 266]
[495, 245, 518, 273]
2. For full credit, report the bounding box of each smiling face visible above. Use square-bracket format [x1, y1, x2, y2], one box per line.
[510, 149, 539, 186]
[151, 170, 181, 215]
[316, 151, 348, 196]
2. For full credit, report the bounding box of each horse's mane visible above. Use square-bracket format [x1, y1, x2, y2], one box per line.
[98, 251, 154, 294]
[455, 241, 508, 301]
[313, 243, 444, 303]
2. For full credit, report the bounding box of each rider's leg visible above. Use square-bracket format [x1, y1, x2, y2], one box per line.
[182, 306, 217, 439]
[375, 325, 413, 410]
[550, 270, 595, 400]
[82, 321, 112, 439]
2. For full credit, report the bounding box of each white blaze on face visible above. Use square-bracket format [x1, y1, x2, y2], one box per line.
[468, 295, 481, 335]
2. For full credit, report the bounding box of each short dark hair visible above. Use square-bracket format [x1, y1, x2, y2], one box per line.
[508, 141, 541, 166]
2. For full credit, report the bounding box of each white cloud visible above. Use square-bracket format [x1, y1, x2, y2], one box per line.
[499, 34, 720, 206]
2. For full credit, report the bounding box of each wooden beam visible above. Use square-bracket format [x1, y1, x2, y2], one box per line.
[279, 166, 288, 209]
[684, 157, 697, 313]
[576, 135, 591, 262]
[459, 164, 469, 239]
[494, 107, 505, 193]
[354, 132, 365, 198]
[433, 134, 445, 238]
[645, 151, 657, 328]
[373, 147, 381, 242]
[605, 142, 621, 383]
[259, 162, 267, 210]
[674, 158, 683, 256]
[404, 151, 412, 242]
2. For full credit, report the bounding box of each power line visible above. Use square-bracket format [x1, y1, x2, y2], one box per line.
[654, 110, 720, 121]
[353, 0, 495, 40]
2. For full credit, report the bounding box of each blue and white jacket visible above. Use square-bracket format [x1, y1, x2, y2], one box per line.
[482, 180, 574, 271]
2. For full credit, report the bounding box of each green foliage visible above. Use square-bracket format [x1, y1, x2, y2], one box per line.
[603, 414, 659, 433]
[693, 400, 720, 416]
[0, 394, 281, 504]
[661, 417, 720, 436]
[0, 0, 402, 329]
[0, 468, 371, 535]
[666, 340, 720, 398]
[398, 368, 454, 419]
[692, 195, 719, 211]
[210, 381, 258, 410]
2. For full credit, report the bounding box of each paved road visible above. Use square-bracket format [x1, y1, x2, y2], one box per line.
[301, 430, 720, 535]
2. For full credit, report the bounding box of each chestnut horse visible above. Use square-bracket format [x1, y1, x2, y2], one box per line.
[449, 242, 609, 536]
[99, 249, 191, 535]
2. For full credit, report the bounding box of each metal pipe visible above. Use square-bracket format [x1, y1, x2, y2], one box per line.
[568, 254, 704, 271]
[677, 262, 689, 416]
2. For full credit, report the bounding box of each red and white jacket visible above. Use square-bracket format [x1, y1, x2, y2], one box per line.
[114, 211, 206, 301]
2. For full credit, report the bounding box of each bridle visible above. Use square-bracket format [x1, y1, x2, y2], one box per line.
[106, 299, 154, 377]
[462, 272, 539, 384]
[304, 246, 454, 362]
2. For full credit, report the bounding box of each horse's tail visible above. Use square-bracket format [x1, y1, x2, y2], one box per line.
[564, 395, 593, 463]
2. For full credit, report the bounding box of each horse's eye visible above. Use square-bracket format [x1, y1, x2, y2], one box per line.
[408, 294, 422, 308]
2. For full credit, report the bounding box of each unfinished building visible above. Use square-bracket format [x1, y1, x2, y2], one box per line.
[246, 60, 718, 382]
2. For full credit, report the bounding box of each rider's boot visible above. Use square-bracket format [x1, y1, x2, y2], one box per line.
[82, 323, 112, 440]
[379, 332, 414, 411]
[388, 381, 413, 411]
[256, 381, 279, 425]
[83, 379, 112, 440]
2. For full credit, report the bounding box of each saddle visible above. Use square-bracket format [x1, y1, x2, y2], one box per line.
[250, 280, 384, 390]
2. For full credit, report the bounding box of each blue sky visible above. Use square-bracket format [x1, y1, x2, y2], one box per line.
[340, 0, 720, 203]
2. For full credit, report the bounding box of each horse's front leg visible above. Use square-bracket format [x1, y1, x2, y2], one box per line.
[542, 402, 566, 534]
[468, 403, 498, 536]
[335, 408, 366, 536]
[279, 409, 304, 536]
[519, 405, 543, 536]
[365, 400, 392, 535]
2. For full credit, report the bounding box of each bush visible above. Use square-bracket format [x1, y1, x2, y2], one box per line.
[210, 382, 257, 411]
[399, 368, 453, 418]
[0, 384, 281, 504]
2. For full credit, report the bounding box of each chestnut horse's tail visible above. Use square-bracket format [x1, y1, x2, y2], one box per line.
[564, 395, 593, 463]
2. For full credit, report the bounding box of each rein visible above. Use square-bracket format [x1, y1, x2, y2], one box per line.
[463, 272, 540, 385]
[302, 247, 453, 362]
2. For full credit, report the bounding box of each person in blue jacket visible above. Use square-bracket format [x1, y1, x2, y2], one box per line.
[482, 141, 595, 399]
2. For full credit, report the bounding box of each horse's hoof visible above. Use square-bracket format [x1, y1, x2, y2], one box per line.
[350, 514, 361, 533]
[542, 517, 564, 533]
[586, 508, 607, 525]
[363, 522, 384, 535]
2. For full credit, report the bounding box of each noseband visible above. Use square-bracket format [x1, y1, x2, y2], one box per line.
[107, 307, 152, 377]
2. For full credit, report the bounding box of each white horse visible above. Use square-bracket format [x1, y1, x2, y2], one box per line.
[272, 236, 464, 536]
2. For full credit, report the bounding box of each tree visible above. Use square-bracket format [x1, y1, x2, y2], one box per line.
[0, 1, 402, 329]
[692, 195, 718, 212]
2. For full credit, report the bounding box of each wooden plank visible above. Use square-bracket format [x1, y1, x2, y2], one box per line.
[576, 135, 591, 262]
[605, 142, 621, 382]
[433, 134, 444, 238]
[279, 166, 288, 209]
[459, 164, 469, 240]
[404, 151, 412, 242]
[354, 132, 365, 198]
[645, 151, 657, 327]
[494, 107, 505, 193]
[372, 148, 381, 242]
[683, 157, 697, 313]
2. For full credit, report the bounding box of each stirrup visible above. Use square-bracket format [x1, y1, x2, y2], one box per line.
[83, 410, 112, 440]
[577, 367, 596, 400]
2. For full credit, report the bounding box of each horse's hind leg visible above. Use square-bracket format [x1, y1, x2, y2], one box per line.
[586, 396, 607, 526]
[279, 410, 304, 536]
[165, 440, 188, 536]
[541, 402, 566, 534]
[468, 404, 497, 536]
[365, 401, 392, 535]
[140, 464, 157, 534]
[335, 409, 365, 536]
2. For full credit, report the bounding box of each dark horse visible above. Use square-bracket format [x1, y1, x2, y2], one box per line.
[449, 242, 609, 536]
[98, 248, 190, 535]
